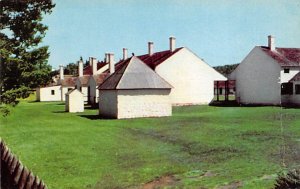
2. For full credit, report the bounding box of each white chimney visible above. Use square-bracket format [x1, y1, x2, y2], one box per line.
[109, 53, 115, 74]
[169, 36, 176, 52]
[148, 42, 154, 56]
[105, 53, 109, 63]
[78, 60, 83, 77]
[89, 57, 93, 66]
[268, 35, 275, 51]
[123, 48, 128, 60]
[92, 57, 97, 75]
[59, 65, 64, 80]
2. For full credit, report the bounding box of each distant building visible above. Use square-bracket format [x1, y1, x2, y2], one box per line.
[36, 66, 75, 102]
[230, 35, 300, 105]
[65, 89, 84, 113]
[98, 56, 173, 119]
[76, 57, 108, 103]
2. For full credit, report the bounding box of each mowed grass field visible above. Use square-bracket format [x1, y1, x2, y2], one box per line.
[1, 100, 300, 188]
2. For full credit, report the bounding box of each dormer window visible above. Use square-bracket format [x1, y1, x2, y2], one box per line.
[284, 69, 290, 73]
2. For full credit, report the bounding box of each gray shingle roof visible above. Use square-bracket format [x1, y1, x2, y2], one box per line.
[98, 56, 173, 90]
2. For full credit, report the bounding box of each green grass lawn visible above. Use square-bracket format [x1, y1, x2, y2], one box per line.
[1, 100, 300, 188]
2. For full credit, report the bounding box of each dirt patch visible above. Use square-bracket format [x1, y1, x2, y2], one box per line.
[127, 128, 243, 163]
[217, 181, 243, 189]
[142, 175, 179, 189]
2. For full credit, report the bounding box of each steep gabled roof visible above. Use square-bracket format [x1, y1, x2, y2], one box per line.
[99, 56, 173, 90]
[66, 88, 83, 95]
[260, 46, 300, 67]
[83, 61, 108, 75]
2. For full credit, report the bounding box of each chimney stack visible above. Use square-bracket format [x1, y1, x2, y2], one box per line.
[169, 36, 176, 52]
[123, 48, 128, 60]
[91, 57, 97, 75]
[89, 57, 93, 66]
[109, 53, 115, 74]
[268, 35, 275, 51]
[78, 60, 83, 77]
[59, 65, 64, 80]
[105, 53, 109, 63]
[148, 42, 154, 56]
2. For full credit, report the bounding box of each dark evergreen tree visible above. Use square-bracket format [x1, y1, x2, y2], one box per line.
[0, 0, 55, 105]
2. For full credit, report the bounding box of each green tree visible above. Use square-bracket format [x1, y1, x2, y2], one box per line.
[64, 62, 78, 76]
[0, 0, 55, 105]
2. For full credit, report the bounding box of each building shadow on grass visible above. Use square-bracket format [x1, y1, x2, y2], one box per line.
[78, 114, 116, 120]
[209, 100, 240, 107]
[52, 110, 67, 113]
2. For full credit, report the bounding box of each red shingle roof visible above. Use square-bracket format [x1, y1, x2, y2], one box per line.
[101, 47, 183, 75]
[214, 80, 235, 88]
[83, 61, 108, 75]
[78, 75, 90, 86]
[92, 73, 110, 85]
[260, 46, 300, 67]
[60, 76, 76, 87]
[138, 47, 183, 69]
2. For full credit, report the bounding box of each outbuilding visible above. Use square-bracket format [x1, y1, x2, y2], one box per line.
[65, 89, 84, 113]
[98, 56, 173, 119]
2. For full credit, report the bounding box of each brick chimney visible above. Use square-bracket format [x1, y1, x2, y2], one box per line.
[123, 48, 128, 60]
[268, 35, 275, 51]
[91, 57, 97, 75]
[169, 36, 176, 52]
[109, 53, 115, 74]
[78, 60, 83, 77]
[59, 65, 64, 80]
[148, 42, 154, 56]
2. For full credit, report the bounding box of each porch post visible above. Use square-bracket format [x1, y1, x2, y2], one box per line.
[217, 81, 219, 101]
[225, 81, 229, 101]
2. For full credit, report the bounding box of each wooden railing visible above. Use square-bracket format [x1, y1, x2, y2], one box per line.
[0, 139, 47, 189]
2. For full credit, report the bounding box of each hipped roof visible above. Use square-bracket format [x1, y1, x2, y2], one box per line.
[98, 56, 173, 90]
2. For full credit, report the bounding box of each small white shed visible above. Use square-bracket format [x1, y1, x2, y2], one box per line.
[65, 89, 84, 113]
[98, 56, 173, 119]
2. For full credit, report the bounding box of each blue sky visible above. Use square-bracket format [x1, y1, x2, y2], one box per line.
[42, 0, 300, 69]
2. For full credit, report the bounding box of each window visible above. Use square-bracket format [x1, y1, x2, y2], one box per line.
[295, 84, 300, 94]
[281, 83, 293, 95]
[284, 69, 290, 73]
[51, 90, 55, 95]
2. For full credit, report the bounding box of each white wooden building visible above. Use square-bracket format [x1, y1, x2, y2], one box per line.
[87, 74, 109, 105]
[36, 66, 75, 101]
[65, 89, 84, 113]
[230, 35, 300, 105]
[36, 84, 61, 101]
[98, 56, 173, 119]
